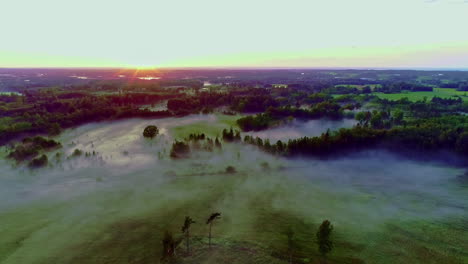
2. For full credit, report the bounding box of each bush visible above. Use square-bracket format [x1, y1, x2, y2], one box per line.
[72, 149, 83, 157]
[170, 141, 191, 159]
[143, 125, 159, 139]
[225, 166, 236, 174]
[317, 220, 333, 256]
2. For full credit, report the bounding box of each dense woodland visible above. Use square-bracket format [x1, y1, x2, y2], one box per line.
[243, 115, 468, 158]
[1, 69, 468, 167]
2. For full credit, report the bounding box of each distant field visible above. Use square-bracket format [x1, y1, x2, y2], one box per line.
[373, 88, 468, 102]
[334, 84, 381, 90]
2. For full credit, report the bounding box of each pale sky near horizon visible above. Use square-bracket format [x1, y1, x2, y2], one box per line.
[1, 0, 468, 68]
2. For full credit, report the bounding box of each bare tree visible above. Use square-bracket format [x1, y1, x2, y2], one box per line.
[206, 212, 221, 248]
[181, 216, 196, 254]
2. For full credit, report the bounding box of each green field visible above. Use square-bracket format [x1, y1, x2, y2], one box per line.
[1, 115, 467, 264]
[373, 88, 468, 102]
[169, 113, 242, 139]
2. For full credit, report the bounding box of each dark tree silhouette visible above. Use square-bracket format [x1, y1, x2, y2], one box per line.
[206, 212, 221, 248]
[225, 165, 236, 174]
[181, 216, 196, 254]
[316, 220, 333, 258]
[162, 231, 176, 260]
[170, 141, 190, 159]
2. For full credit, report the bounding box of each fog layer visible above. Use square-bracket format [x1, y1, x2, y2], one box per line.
[0, 115, 466, 264]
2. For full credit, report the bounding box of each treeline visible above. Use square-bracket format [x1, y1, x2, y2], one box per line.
[0, 92, 174, 144]
[322, 85, 444, 97]
[167, 91, 279, 114]
[243, 115, 468, 158]
[169, 129, 243, 158]
[323, 85, 373, 94]
[374, 96, 468, 118]
[170, 133, 223, 159]
[439, 82, 468, 91]
[1, 87, 281, 144]
[355, 110, 404, 129]
[375, 82, 433, 93]
[67, 79, 203, 93]
[237, 102, 347, 132]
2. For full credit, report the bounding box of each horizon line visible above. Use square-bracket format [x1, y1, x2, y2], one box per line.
[1, 66, 468, 72]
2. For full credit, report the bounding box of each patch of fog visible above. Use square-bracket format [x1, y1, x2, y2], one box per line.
[0, 91, 22, 96]
[245, 118, 357, 141]
[139, 100, 168, 111]
[0, 116, 466, 263]
[285, 152, 467, 222]
[69, 75, 89, 79]
[138, 76, 161, 80]
[55, 115, 223, 167]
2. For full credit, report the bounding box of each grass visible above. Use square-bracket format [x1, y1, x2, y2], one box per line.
[334, 84, 380, 90]
[169, 113, 243, 140]
[1, 117, 467, 264]
[60, 177, 368, 264]
[373, 88, 468, 102]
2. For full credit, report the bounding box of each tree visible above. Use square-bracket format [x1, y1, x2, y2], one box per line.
[355, 111, 368, 126]
[162, 231, 176, 260]
[316, 220, 333, 258]
[393, 110, 404, 125]
[72, 148, 83, 157]
[48, 122, 62, 136]
[181, 216, 196, 254]
[362, 86, 372, 94]
[143, 125, 159, 139]
[206, 212, 221, 248]
[370, 112, 383, 128]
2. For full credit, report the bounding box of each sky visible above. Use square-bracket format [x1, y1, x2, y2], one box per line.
[1, 0, 468, 68]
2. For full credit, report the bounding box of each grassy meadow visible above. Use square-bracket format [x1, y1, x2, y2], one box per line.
[373, 88, 468, 102]
[0, 115, 466, 264]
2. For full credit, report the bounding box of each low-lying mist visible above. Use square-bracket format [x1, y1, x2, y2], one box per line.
[245, 118, 357, 141]
[0, 115, 466, 264]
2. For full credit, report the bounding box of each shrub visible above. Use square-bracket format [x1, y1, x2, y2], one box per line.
[143, 125, 159, 139]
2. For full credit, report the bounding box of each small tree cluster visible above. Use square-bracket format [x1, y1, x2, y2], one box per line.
[170, 141, 191, 159]
[222, 128, 241, 142]
[8, 136, 61, 163]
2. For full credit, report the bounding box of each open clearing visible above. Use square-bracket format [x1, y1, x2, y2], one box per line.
[373, 88, 468, 102]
